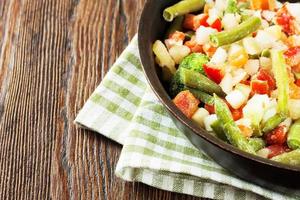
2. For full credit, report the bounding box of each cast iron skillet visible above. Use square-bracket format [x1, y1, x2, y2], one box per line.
[138, 0, 300, 194]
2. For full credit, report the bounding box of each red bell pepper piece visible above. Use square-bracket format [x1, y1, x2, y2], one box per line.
[251, 80, 270, 95]
[210, 18, 222, 32]
[204, 104, 215, 114]
[183, 14, 209, 31]
[256, 69, 276, 90]
[295, 79, 300, 87]
[173, 90, 200, 118]
[265, 125, 287, 145]
[203, 64, 224, 84]
[266, 144, 290, 159]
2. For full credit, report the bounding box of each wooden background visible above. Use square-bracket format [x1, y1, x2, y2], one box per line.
[0, 0, 205, 199]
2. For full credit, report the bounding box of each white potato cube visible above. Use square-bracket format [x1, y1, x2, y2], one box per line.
[210, 47, 227, 65]
[262, 107, 277, 123]
[219, 73, 233, 94]
[288, 99, 300, 120]
[255, 30, 277, 50]
[235, 83, 251, 99]
[192, 108, 210, 128]
[243, 37, 261, 55]
[244, 59, 260, 76]
[225, 90, 247, 109]
[204, 114, 218, 131]
[286, 3, 300, 23]
[222, 13, 240, 30]
[196, 26, 218, 45]
[260, 57, 272, 70]
[232, 68, 248, 86]
[169, 45, 191, 64]
[235, 118, 252, 127]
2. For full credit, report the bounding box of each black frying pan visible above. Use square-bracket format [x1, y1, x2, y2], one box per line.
[138, 0, 300, 194]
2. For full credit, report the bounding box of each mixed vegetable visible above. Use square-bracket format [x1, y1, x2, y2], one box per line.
[152, 0, 300, 167]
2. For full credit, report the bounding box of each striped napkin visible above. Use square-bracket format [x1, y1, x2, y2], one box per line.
[75, 35, 299, 200]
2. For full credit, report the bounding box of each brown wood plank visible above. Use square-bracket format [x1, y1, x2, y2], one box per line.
[0, 0, 206, 199]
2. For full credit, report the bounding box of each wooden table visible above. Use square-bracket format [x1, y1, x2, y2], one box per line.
[0, 0, 204, 199]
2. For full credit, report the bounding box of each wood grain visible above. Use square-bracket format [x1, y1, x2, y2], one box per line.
[0, 0, 205, 199]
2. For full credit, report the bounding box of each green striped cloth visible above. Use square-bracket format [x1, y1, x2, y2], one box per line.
[75, 36, 299, 200]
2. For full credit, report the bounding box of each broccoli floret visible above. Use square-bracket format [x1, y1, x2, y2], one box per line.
[169, 53, 209, 97]
[179, 53, 209, 75]
[225, 0, 239, 14]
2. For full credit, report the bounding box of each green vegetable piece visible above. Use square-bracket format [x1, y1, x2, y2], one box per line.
[181, 68, 226, 97]
[165, 16, 185, 37]
[214, 94, 234, 123]
[179, 53, 209, 75]
[211, 120, 228, 142]
[163, 0, 206, 22]
[238, 1, 250, 9]
[261, 49, 271, 57]
[271, 50, 289, 116]
[188, 87, 214, 105]
[226, 0, 239, 13]
[214, 94, 256, 154]
[271, 149, 300, 166]
[262, 114, 286, 133]
[169, 68, 186, 97]
[287, 119, 300, 150]
[210, 16, 261, 47]
[249, 138, 266, 152]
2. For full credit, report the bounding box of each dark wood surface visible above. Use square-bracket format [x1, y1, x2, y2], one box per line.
[0, 0, 205, 199]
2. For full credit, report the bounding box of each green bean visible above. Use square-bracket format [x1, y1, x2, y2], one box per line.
[262, 114, 286, 133]
[225, 0, 239, 14]
[210, 16, 261, 47]
[165, 16, 185, 37]
[287, 119, 300, 150]
[249, 138, 266, 152]
[214, 95, 256, 154]
[211, 120, 228, 142]
[271, 50, 289, 116]
[271, 149, 300, 166]
[188, 87, 214, 105]
[181, 68, 226, 97]
[238, 1, 250, 9]
[163, 0, 206, 22]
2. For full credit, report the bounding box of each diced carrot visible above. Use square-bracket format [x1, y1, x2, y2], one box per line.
[184, 40, 203, 53]
[183, 14, 209, 31]
[173, 90, 200, 118]
[231, 107, 244, 121]
[202, 43, 217, 57]
[169, 31, 185, 42]
[250, 0, 275, 10]
[238, 125, 253, 138]
[251, 80, 270, 95]
[295, 79, 300, 87]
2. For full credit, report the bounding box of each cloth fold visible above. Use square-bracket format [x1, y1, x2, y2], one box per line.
[75, 35, 298, 200]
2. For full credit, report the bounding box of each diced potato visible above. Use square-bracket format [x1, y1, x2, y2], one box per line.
[152, 40, 176, 74]
[235, 83, 251, 99]
[257, 148, 271, 158]
[222, 13, 240, 30]
[235, 118, 252, 127]
[219, 73, 233, 94]
[288, 99, 300, 120]
[210, 47, 227, 65]
[169, 45, 191, 64]
[244, 59, 260, 76]
[204, 114, 218, 131]
[231, 68, 248, 86]
[286, 3, 300, 23]
[262, 10, 276, 21]
[243, 37, 261, 55]
[196, 26, 218, 45]
[225, 90, 247, 109]
[265, 25, 282, 40]
[262, 107, 277, 123]
[259, 57, 272, 70]
[255, 30, 277, 50]
[192, 108, 210, 128]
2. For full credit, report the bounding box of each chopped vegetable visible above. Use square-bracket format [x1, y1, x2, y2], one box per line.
[220, 73, 234, 94]
[225, 90, 247, 109]
[251, 80, 270, 95]
[249, 138, 266, 151]
[257, 144, 289, 159]
[265, 125, 287, 145]
[203, 64, 224, 84]
[210, 16, 261, 47]
[228, 45, 249, 68]
[257, 69, 276, 90]
[153, 40, 176, 80]
[173, 90, 200, 118]
[250, 0, 275, 10]
[183, 14, 209, 31]
[244, 59, 260, 75]
[271, 149, 300, 166]
[287, 119, 300, 149]
[179, 53, 209, 74]
[262, 114, 286, 133]
[163, 0, 206, 22]
[181, 68, 226, 97]
[288, 99, 300, 120]
[169, 45, 191, 64]
[204, 114, 218, 131]
[192, 108, 210, 128]
[166, 16, 185, 37]
[211, 120, 228, 141]
[196, 26, 218, 45]
[243, 37, 261, 55]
